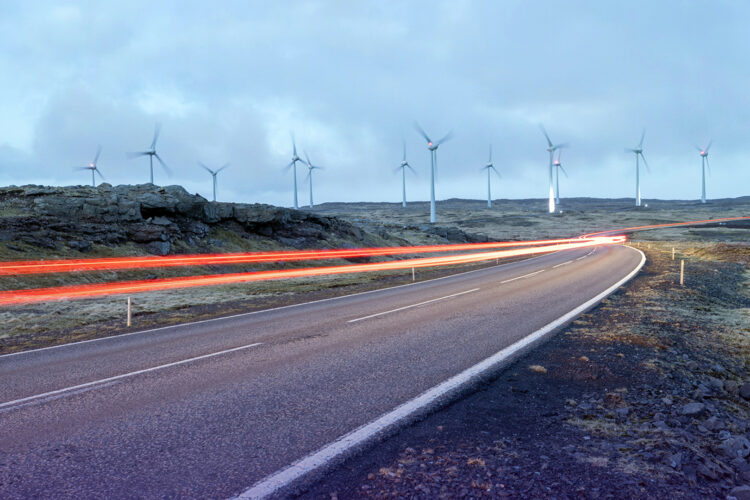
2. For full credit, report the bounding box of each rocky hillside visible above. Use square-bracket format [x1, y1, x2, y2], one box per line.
[0, 184, 416, 257]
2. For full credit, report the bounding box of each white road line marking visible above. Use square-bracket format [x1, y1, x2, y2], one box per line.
[0, 342, 263, 410]
[575, 255, 587, 261]
[552, 261, 573, 269]
[499, 269, 545, 284]
[0, 381, 120, 414]
[0, 252, 558, 360]
[347, 288, 480, 323]
[235, 246, 647, 500]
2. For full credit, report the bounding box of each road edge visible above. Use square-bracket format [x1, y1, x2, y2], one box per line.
[233, 245, 647, 500]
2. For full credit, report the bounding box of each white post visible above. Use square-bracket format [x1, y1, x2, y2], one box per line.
[127, 297, 132, 327]
[680, 260, 684, 286]
[412, 267, 415, 282]
[672, 247, 675, 260]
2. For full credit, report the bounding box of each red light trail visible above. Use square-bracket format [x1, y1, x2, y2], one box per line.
[0, 237, 594, 276]
[0, 236, 624, 306]
[0, 215, 746, 307]
[582, 215, 750, 238]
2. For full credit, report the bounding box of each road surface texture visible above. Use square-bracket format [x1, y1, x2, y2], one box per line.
[0, 244, 643, 498]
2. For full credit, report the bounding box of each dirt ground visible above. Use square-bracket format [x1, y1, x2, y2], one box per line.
[297, 241, 750, 499]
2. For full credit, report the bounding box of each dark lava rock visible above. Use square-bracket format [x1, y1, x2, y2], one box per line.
[729, 484, 750, 500]
[740, 383, 750, 401]
[0, 184, 411, 255]
[682, 402, 706, 417]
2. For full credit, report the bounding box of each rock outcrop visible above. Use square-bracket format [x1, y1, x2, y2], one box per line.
[0, 184, 398, 255]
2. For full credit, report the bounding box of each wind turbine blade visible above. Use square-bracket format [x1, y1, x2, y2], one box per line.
[638, 129, 646, 149]
[413, 122, 431, 143]
[488, 144, 492, 163]
[402, 140, 406, 162]
[705, 156, 711, 174]
[284, 161, 294, 171]
[95, 168, 106, 182]
[559, 165, 569, 178]
[304, 151, 311, 166]
[640, 152, 651, 173]
[555, 142, 569, 150]
[540, 124, 553, 148]
[216, 163, 229, 173]
[436, 131, 453, 145]
[394, 165, 403, 174]
[126, 151, 149, 159]
[155, 153, 172, 176]
[93, 145, 102, 164]
[705, 139, 713, 152]
[151, 123, 162, 149]
[74, 167, 91, 171]
[492, 166, 501, 178]
[407, 164, 417, 175]
[198, 162, 214, 174]
[291, 132, 298, 156]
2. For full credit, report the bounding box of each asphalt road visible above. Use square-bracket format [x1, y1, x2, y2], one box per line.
[0, 244, 643, 499]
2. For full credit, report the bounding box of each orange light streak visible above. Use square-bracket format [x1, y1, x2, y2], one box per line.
[582, 215, 750, 238]
[0, 237, 593, 276]
[0, 236, 623, 306]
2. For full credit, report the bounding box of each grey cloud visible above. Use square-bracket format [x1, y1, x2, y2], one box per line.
[0, 1, 748, 205]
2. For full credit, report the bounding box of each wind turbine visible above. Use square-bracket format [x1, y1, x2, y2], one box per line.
[285, 134, 306, 209]
[481, 144, 500, 208]
[304, 152, 323, 208]
[395, 141, 415, 208]
[553, 150, 568, 205]
[127, 123, 171, 184]
[198, 162, 229, 202]
[415, 123, 452, 223]
[696, 140, 712, 203]
[77, 145, 104, 187]
[626, 130, 650, 207]
[540, 125, 567, 213]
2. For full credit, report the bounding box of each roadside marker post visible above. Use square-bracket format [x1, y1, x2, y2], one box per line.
[680, 260, 684, 286]
[127, 297, 132, 327]
[411, 267, 415, 282]
[672, 247, 675, 260]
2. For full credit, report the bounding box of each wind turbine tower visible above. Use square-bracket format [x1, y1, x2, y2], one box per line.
[127, 123, 171, 184]
[415, 123, 452, 223]
[199, 162, 228, 202]
[626, 130, 650, 207]
[286, 135, 306, 209]
[553, 150, 568, 205]
[304, 152, 323, 208]
[395, 142, 415, 208]
[481, 145, 500, 208]
[540, 125, 567, 213]
[696, 141, 712, 203]
[78, 146, 104, 187]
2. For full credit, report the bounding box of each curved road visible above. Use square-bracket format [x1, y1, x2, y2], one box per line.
[0, 244, 643, 499]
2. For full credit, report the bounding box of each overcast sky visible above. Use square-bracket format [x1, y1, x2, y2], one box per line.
[1, 1, 748, 206]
